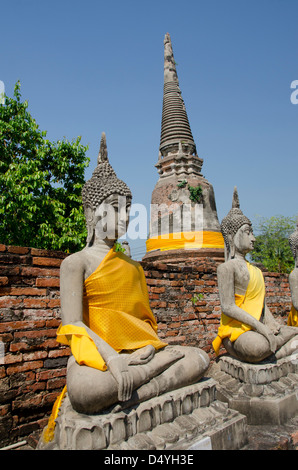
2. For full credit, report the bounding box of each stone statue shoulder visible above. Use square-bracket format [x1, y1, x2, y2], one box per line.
[60, 249, 94, 284]
[217, 258, 250, 295]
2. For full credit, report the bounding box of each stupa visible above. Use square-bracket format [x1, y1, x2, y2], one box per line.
[143, 33, 224, 261]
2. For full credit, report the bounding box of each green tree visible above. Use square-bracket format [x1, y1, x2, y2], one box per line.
[250, 215, 296, 273]
[0, 81, 89, 252]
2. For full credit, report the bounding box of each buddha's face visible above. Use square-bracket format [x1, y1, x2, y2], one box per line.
[91, 194, 131, 241]
[233, 223, 256, 256]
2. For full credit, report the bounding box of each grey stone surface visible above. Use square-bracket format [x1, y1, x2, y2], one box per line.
[210, 355, 298, 425]
[37, 378, 248, 450]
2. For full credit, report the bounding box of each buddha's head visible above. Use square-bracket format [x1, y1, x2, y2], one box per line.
[82, 133, 132, 246]
[289, 219, 298, 265]
[221, 187, 255, 260]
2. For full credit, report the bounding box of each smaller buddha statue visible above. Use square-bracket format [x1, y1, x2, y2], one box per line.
[44, 133, 209, 438]
[212, 188, 298, 363]
[288, 221, 298, 327]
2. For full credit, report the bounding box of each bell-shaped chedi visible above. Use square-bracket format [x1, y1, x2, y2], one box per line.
[144, 33, 224, 261]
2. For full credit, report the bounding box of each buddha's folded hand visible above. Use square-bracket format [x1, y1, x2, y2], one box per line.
[106, 355, 134, 402]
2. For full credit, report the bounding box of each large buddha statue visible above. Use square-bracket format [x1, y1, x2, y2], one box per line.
[212, 188, 298, 363]
[288, 221, 298, 327]
[44, 133, 209, 441]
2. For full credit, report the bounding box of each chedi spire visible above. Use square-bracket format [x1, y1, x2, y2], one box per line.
[160, 33, 196, 158]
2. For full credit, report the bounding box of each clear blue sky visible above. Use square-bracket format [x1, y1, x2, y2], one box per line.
[2, 0, 298, 258]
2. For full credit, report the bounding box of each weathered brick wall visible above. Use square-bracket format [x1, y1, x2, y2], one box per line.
[0, 245, 70, 448]
[141, 258, 293, 359]
[142, 257, 223, 357]
[0, 245, 293, 448]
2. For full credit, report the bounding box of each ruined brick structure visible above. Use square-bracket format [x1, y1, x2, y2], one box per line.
[0, 244, 292, 448]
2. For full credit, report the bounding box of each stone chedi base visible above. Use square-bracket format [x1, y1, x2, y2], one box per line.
[210, 354, 298, 425]
[37, 378, 247, 450]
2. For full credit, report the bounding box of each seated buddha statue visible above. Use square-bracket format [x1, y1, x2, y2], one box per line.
[288, 222, 298, 327]
[48, 133, 209, 422]
[212, 187, 298, 364]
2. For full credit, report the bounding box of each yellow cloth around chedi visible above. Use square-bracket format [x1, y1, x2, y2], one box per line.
[56, 248, 167, 370]
[146, 230, 224, 252]
[212, 262, 265, 355]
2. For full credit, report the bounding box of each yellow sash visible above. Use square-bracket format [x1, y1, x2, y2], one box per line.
[288, 304, 298, 327]
[56, 248, 167, 371]
[146, 230, 224, 252]
[212, 262, 265, 355]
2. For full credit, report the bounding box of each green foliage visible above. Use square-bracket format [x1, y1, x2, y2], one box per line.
[114, 241, 125, 253]
[177, 180, 203, 203]
[177, 180, 187, 188]
[187, 184, 203, 203]
[250, 215, 296, 273]
[191, 293, 204, 305]
[0, 81, 90, 252]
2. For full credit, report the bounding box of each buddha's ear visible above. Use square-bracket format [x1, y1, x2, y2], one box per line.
[226, 234, 235, 260]
[84, 204, 96, 246]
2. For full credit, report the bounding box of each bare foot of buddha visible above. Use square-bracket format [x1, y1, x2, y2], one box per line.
[127, 345, 156, 365]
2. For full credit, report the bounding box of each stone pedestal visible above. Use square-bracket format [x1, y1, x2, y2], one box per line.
[37, 378, 247, 450]
[210, 354, 298, 425]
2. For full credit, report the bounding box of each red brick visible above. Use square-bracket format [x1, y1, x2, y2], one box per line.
[45, 319, 61, 328]
[10, 342, 30, 352]
[40, 338, 59, 349]
[14, 329, 57, 340]
[23, 351, 48, 361]
[22, 382, 46, 393]
[0, 297, 22, 308]
[150, 301, 167, 308]
[31, 248, 67, 258]
[47, 299, 60, 308]
[42, 390, 62, 406]
[12, 394, 43, 410]
[151, 286, 165, 293]
[0, 321, 45, 333]
[33, 257, 63, 267]
[21, 266, 60, 277]
[35, 278, 60, 287]
[7, 360, 44, 375]
[149, 294, 160, 300]
[23, 309, 54, 320]
[36, 368, 66, 381]
[47, 377, 66, 390]
[48, 348, 70, 358]
[0, 277, 8, 286]
[0, 287, 47, 297]
[3, 354, 23, 364]
[0, 245, 6, 252]
[7, 246, 29, 254]
[23, 298, 47, 308]
[165, 330, 179, 336]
